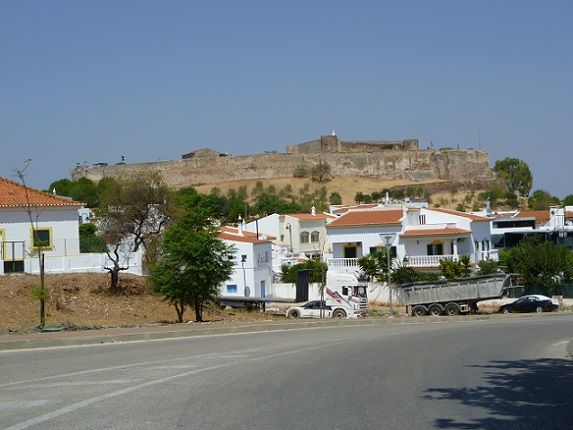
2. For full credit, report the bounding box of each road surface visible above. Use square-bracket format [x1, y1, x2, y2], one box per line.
[1, 315, 572, 429]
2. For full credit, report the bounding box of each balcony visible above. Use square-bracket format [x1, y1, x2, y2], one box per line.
[403, 254, 459, 268]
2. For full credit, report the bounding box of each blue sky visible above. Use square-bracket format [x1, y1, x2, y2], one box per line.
[1, 0, 572, 197]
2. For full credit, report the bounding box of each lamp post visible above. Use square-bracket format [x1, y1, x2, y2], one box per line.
[381, 234, 395, 315]
[285, 223, 293, 252]
[241, 255, 248, 297]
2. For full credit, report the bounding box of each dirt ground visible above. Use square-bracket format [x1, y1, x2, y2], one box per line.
[0, 273, 284, 333]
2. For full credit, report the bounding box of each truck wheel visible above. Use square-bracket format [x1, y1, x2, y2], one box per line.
[287, 309, 300, 318]
[412, 305, 427, 317]
[428, 304, 443, 316]
[445, 303, 460, 316]
[501, 307, 510, 314]
[332, 309, 346, 318]
[536, 306, 544, 313]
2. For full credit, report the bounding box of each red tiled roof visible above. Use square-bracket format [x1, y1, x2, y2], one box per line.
[0, 176, 83, 208]
[401, 227, 471, 237]
[428, 207, 490, 222]
[328, 209, 403, 228]
[285, 213, 336, 221]
[219, 226, 273, 244]
[515, 210, 550, 223]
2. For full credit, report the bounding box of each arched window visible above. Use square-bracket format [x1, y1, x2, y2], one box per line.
[310, 231, 320, 243]
[300, 232, 310, 243]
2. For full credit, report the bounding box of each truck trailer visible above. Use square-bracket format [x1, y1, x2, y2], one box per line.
[400, 273, 515, 316]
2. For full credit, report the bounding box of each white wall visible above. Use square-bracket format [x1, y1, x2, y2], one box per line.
[221, 240, 273, 298]
[0, 207, 81, 257]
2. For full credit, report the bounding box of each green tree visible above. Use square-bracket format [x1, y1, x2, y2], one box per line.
[79, 223, 107, 253]
[499, 238, 573, 292]
[358, 250, 393, 283]
[528, 189, 560, 210]
[47, 178, 72, 196]
[439, 256, 471, 279]
[280, 259, 327, 284]
[252, 193, 301, 216]
[494, 157, 533, 197]
[477, 258, 499, 275]
[329, 192, 342, 205]
[293, 164, 309, 178]
[98, 172, 173, 293]
[310, 160, 332, 183]
[562, 194, 573, 206]
[149, 196, 235, 322]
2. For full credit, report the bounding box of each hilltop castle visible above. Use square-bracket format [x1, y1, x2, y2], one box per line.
[71, 134, 493, 188]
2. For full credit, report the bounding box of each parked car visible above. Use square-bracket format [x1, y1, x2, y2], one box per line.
[499, 295, 559, 314]
[285, 300, 353, 319]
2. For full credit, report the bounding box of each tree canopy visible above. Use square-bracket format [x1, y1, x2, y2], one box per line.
[499, 238, 573, 292]
[494, 157, 533, 197]
[149, 193, 235, 322]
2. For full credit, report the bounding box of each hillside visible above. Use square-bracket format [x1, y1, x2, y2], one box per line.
[192, 176, 495, 210]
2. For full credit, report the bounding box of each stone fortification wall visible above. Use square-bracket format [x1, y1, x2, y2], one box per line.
[286, 135, 419, 153]
[72, 149, 492, 189]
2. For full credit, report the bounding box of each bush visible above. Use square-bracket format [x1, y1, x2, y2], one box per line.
[293, 164, 309, 178]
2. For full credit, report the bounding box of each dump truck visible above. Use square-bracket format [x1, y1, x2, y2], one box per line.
[400, 273, 515, 316]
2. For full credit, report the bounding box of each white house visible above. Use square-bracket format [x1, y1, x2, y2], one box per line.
[326, 206, 494, 273]
[245, 208, 336, 274]
[218, 225, 274, 299]
[0, 176, 83, 275]
[487, 207, 573, 250]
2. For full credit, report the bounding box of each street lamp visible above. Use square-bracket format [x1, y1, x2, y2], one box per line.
[380, 233, 395, 315]
[241, 255, 248, 297]
[285, 223, 293, 252]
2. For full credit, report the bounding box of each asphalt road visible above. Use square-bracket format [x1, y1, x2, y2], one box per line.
[1, 315, 572, 430]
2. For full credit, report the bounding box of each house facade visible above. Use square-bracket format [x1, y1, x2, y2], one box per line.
[326, 206, 494, 273]
[218, 225, 273, 299]
[245, 208, 336, 275]
[0, 177, 83, 275]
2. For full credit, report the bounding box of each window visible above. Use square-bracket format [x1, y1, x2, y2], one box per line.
[427, 242, 444, 256]
[310, 231, 320, 243]
[226, 285, 237, 294]
[31, 228, 52, 249]
[300, 232, 310, 243]
[419, 215, 426, 225]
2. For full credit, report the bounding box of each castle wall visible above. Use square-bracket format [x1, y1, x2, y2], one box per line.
[71, 149, 493, 189]
[286, 137, 419, 153]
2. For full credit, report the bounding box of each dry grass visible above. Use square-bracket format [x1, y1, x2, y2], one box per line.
[0, 273, 282, 332]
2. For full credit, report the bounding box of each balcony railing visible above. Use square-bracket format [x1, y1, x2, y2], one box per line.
[327, 258, 359, 268]
[403, 254, 459, 268]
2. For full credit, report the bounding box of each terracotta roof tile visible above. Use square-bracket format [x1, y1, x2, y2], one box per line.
[285, 213, 336, 221]
[401, 227, 471, 237]
[428, 207, 490, 222]
[515, 210, 550, 223]
[328, 209, 403, 228]
[219, 226, 273, 244]
[0, 176, 83, 208]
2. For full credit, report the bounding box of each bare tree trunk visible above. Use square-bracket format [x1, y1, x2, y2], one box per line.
[193, 299, 203, 322]
[105, 244, 128, 296]
[174, 301, 185, 323]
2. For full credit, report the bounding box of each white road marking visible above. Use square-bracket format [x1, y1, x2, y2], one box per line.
[0, 350, 259, 389]
[2, 341, 348, 430]
[142, 365, 198, 370]
[14, 379, 138, 389]
[0, 400, 51, 410]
